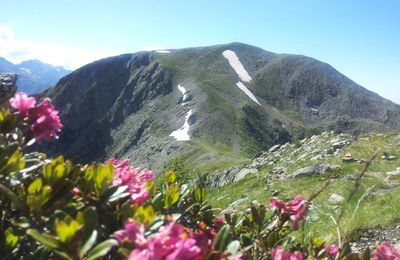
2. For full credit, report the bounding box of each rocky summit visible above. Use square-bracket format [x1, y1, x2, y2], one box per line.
[44, 42, 400, 171]
[0, 73, 17, 106]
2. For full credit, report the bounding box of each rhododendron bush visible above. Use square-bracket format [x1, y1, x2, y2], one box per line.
[0, 92, 399, 260]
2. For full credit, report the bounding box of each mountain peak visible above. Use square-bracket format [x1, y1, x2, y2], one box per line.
[43, 43, 400, 171]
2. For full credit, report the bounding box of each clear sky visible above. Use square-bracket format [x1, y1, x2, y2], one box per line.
[0, 0, 399, 103]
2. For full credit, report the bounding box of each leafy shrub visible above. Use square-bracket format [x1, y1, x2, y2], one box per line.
[0, 93, 398, 259]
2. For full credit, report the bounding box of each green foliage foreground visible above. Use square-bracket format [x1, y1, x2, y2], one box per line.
[0, 93, 399, 259]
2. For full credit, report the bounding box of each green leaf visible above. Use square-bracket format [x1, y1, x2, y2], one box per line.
[55, 217, 82, 244]
[134, 205, 156, 226]
[80, 230, 98, 257]
[151, 192, 163, 210]
[214, 225, 231, 252]
[86, 239, 118, 260]
[81, 207, 98, 243]
[27, 229, 60, 250]
[5, 227, 19, 248]
[312, 236, 325, 249]
[226, 240, 241, 255]
[107, 185, 129, 202]
[0, 149, 25, 175]
[83, 163, 114, 197]
[164, 184, 180, 209]
[0, 183, 23, 209]
[266, 231, 279, 248]
[194, 187, 207, 203]
[28, 178, 43, 194]
[166, 170, 176, 184]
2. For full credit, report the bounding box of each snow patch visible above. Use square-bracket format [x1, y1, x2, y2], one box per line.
[177, 84, 189, 106]
[170, 110, 193, 141]
[155, 50, 170, 53]
[236, 82, 261, 106]
[19, 68, 32, 74]
[222, 50, 252, 82]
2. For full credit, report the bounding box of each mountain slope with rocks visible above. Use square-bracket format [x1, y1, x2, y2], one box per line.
[44, 42, 400, 172]
[0, 57, 70, 94]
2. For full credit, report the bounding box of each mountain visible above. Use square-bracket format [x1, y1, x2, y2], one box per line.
[0, 57, 71, 94]
[44, 42, 400, 172]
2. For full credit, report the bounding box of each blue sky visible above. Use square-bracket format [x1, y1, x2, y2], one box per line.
[0, 0, 399, 103]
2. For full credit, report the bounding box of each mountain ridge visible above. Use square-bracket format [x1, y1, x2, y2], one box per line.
[44, 42, 400, 172]
[0, 57, 71, 94]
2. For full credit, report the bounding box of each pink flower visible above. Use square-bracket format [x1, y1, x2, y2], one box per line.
[324, 244, 340, 258]
[28, 98, 62, 143]
[373, 242, 400, 260]
[9, 92, 36, 117]
[272, 246, 303, 260]
[328, 244, 340, 258]
[269, 195, 307, 230]
[115, 220, 202, 260]
[71, 187, 81, 196]
[9, 93, 62, 143]
[106, 158, 155, 205]
[114, 220, 146, 247]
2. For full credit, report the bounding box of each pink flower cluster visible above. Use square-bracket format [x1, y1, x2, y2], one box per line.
[9, 92, 62, 143]
[269, 195, 307, 230]
[106, 158, 155, 205]
[373, 242, 400, 260]
[324, 244, 340, 258]
[272, 246, 303, 260]
[114, 220, 201, 260]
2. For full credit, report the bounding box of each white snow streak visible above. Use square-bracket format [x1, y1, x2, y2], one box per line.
[222, 50, 261, 106]
[177, 84, 189, 106]
[155, 50, 170, 53]
[169, 110, 193, 141]
[222, 50, 252, 82]
[236, 82, 261, 106]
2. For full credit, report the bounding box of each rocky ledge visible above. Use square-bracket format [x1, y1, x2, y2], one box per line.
[0, 73, 17, 106]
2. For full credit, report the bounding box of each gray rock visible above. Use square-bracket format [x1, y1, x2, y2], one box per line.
[269, 144, 281, 153]
[387, 167, 400, 176]
[234, 168, 258, 182]
[285, 164, 340, 179]
[332, 140, 349, 150]
[0, 73, 17, 106]
[221, 197, 250, 213]
[329, 193, 345, 204]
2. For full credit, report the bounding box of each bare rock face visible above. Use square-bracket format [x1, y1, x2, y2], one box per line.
[0, 73, 17, 106]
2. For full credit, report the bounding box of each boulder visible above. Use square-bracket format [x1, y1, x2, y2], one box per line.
[268, 144, 281, 153]
[0, 73, 17, 106]
[234, 168, 258, 182]
[285, 164, 340, 179]
[387, 167, 400, 177]
[332, 140, 349, 150]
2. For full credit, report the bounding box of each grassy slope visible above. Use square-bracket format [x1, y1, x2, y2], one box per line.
[207, 132, 400, 240]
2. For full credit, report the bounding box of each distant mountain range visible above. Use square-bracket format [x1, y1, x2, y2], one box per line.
[0, 57, 71, 94]
[44, 42, 400, 171]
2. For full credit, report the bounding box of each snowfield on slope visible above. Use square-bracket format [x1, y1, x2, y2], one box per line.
[235, 82, 261, 106]
[222, 50, 261, 106]
[222, 50, 252, 82]
[170, 110, 193, 141]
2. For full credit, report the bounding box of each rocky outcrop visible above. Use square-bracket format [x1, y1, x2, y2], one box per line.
[284, 164, 341, 179]
[0, 73, 17, 106]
